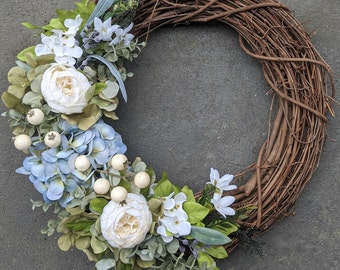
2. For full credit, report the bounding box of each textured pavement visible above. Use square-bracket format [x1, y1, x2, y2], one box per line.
[0, 0, 339, 269]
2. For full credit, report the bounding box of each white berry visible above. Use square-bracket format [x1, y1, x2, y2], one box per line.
[75, 155, 91, 172]
[14, 134, 32, 151]
[94, 178, 111, 194]
[26, 108, 44, 125]
[44, 131, 61, 148]
[110, 154, 128, 171]
[110, 186, 128, 203]
[134, 171, 151, 189]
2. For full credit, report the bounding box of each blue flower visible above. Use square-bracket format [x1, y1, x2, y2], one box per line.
[16, 119, 126, 206]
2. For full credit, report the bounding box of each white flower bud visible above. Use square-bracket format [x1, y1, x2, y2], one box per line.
[44, 131, 61, 148]
[26, 108, 44, 125]
[14, 134, 32, 151]
[110, 154, 128, 171]
[75, 155, 91, 172]
[94, 178, 111, 194]
[110, 186, 128, 203]
[134, 171, 151, 189]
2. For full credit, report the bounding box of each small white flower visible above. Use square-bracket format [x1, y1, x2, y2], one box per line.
[157, 192, 191, 242]
[64, 15, 82, 35]
[110, 23, 134, 46]
[208, 168, 237, 193]
[101, 193, 152, 249]
[41, 64, 91, 114]
[94, 17, 118, 42]
[35, 15, 83, 65]
[211, 192, 236, 218]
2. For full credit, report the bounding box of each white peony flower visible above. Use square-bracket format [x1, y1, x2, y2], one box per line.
[41, 64, 91, 114]
[100, 193, 152, 249]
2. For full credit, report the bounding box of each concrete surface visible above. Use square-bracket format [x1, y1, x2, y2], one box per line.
[0, 0, 339, 269]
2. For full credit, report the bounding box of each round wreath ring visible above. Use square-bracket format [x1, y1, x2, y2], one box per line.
[129, 0, 335, 252]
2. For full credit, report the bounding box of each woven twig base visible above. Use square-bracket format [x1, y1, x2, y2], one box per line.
[125, 0, 335, 251]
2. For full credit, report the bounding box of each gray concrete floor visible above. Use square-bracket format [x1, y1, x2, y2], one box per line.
[0, 0, 339, 269]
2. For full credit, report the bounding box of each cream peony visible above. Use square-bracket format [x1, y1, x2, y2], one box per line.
[41, 64, 91, 114]
[100, 193, 152, 249]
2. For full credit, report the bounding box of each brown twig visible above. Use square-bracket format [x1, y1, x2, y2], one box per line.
[128, 0, 335, 253]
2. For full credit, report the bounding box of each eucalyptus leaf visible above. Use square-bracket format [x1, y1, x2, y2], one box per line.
[95, 258, 116, 270]
[1, 91, 21, 109]
[7, 85, 26, 99]
[102, 81, 119, 98]
[30, 74, 43, 93]
[75, 236, 91, 250]
[166, 239, 180, 254]
[136, 258, 155, 268]
[58, 233, 73, 251]
[86, 54, 127, 102]
[103, 110, 119, 120]
[83, 248, 99, 262]
[189, 226, 231, 246]
[91, 235, 108, 254]
[22, 91, 42, 107]
[25, 52, 38, 67]
[8, 66, 28, 85]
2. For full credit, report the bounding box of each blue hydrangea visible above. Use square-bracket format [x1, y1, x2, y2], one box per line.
[16, 120, 126, 207]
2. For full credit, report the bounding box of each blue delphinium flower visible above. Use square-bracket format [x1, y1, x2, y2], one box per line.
[16, 120, 126, 207]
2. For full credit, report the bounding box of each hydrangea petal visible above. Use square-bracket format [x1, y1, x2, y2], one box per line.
[46, 179, 64, 200]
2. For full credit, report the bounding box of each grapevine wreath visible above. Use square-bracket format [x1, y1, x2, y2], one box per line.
[1, 0, 335, 269]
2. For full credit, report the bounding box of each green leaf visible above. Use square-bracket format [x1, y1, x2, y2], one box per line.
[206, 246, 228, 259]
[181, 186, 195, 202]
[21, 22, 41, 29]
[17, 46, 36, 62]
[89, 198, 109, 215]
[65, 219, 96, 232]
[197, 252, 216, 269]
[91, 235, 108, 254]
[152, 173, 176, 197]
[183, 202, 209, 224]
[94, 82, 107, 95]
[43, 18, 65, 31]
[58, 233, 73, 251]
[95, 258, 116, 270]
[209, 221, 238, 236]
[189, 226, 231, 246]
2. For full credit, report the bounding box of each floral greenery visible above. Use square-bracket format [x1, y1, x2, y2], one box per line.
[1, 0, 254, 269]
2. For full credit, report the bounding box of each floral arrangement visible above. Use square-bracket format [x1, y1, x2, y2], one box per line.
[1, 0, 253, 269]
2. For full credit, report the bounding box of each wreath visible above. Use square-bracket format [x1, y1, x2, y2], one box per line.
[1, 0, 335, 269]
